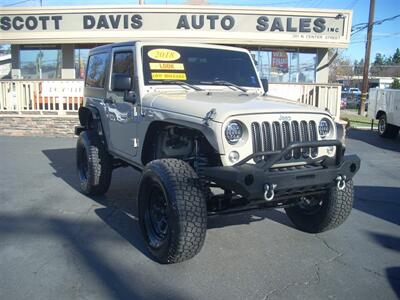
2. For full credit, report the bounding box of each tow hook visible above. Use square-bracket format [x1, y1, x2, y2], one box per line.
[336, 175, 347, 190]
[264, 183, 277, 201]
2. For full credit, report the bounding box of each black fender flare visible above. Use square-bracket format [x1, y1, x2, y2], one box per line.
[157, 118, 220, 152]
[78, 106, 101, 130]
[77, 106, 109, 149]
[141, 119, 221, 165]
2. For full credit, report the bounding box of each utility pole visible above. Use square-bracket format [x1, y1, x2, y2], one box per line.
[359, 0, 375, 115]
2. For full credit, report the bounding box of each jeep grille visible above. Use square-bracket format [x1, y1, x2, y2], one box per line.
[251, 120, 318, 162]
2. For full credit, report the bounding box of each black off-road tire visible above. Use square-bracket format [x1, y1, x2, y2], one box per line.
[285, 180, 354, 233]
[378, 114, 399, 139]
[138, 159, 207, 264]
[76, 130, 112, 196]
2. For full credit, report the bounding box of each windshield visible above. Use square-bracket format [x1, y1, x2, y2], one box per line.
[142, 45, 260, 88]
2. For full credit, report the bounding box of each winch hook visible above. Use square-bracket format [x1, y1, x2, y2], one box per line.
[264, 183, 277, 201]
[336, 175, 347, 190]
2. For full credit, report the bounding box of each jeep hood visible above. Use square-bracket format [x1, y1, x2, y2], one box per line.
[142, 91, 330, 123]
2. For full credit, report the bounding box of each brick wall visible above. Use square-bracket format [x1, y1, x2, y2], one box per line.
[0, 115, 79, 137]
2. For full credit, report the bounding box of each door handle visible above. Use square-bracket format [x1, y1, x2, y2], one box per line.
[104, 98, 115, 104]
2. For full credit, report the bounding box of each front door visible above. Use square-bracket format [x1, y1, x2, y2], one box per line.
[105, 48, 139, 158]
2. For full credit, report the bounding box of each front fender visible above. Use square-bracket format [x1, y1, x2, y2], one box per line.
[162, 118, 220, 152]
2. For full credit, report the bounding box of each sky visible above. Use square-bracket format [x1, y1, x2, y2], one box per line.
[1, 0, 400, 62]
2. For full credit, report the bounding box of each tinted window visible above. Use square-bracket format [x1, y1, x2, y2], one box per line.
[112, 51, 134, 78]
[85, 52, 109, 88]
[142, 46, 260, 88]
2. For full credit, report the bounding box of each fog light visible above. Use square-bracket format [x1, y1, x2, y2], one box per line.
[228, 151, 240, 163]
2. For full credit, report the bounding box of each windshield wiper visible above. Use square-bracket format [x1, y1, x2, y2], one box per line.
[199, 80, 248, 93]
[148, 80, 203, 91]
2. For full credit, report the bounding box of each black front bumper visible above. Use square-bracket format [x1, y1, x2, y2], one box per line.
[203, 140, 360, 201]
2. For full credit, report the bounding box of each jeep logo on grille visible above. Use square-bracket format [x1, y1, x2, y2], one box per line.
[279, 115, 292, 122]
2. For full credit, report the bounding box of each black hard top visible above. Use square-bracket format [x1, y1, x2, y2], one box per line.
[89, 41, 137, 55]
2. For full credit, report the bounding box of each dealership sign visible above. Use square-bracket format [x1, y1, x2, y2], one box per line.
[271, 50, 289, 72]
[0, 6, 352, 48]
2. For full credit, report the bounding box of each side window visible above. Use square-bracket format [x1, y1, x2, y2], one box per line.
[85, 53, 109, 88]
[112, 51, 134, 79]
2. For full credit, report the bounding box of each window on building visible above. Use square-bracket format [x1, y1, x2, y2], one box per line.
[20, 47, 62, 79]
[74, 48, 90, 79]
[85, 52, 109, 88]
[250, 48, 316, 83]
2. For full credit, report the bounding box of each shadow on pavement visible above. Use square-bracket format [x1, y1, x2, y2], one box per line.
[367, 232, 400, 298]
[94, 207, 149, 257]
[347, 128, 400, 152]
[0, 212, 188, 300]
[354, 186, 400, 226]
[42, 147, 296, 256]
[208, 208, 293, 229]
[42, 147, 151, 259]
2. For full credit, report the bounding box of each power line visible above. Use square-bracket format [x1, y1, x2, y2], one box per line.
[351, 14, 400, 37]
[351, 32, 400, 44]
[2, 0, 35, 6]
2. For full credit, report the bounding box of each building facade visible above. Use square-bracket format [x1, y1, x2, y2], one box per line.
[1, 5, 352, 84]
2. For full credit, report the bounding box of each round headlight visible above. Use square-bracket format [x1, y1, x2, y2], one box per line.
[225, 121, 243, 144]
[318, 118, 332, 138]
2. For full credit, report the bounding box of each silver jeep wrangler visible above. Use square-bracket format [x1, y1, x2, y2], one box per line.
[75, 41, 360, 264]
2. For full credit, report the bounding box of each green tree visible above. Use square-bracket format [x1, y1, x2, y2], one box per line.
[390, 78, 400, 89]
[392, 48, 400, 64]
[354, 58, 364, 76]
[373, 53, 385, 65]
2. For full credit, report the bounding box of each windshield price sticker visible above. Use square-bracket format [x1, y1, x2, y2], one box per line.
[148, 49, 181, 61]
[151, 72, 187, 80]
[149, 62, 185, 70]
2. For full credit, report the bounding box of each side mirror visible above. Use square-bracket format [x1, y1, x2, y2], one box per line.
[261, 78, 269, 95]
[112, 73, 132, 92]
[112, 73, 136, 104]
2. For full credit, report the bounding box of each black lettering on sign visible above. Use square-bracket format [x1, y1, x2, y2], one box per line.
[131, 14, 142, 29]
[38, 16, 50, 30]
[12, 16, 24, 30]
[192, 15, 204, 29]
[177, 14, 234, 30]
[313, 18, 326, 33]
[177, 15, 190, 29]
[83, 14, 142, 30]
[124, 15, 129, 29]
[299, 18, 311, 32]
[109, 15, 121, 29]
[83, 15, 95, 29]
[51, 16, 62, 30]
[256, 16, 269, 31]
[0, 16, 11, 30]
[221, 15, 234, 30]
[271, 17, 284, 32]
[286, 18, 297, 32]
[25, 16, 38, 30]
[0, 15, 62, 31]
[97, 15, 109, 29]
[207, 15, 219, 29]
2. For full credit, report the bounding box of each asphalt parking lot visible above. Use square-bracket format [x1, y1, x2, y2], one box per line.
[0, 129, 399, 300]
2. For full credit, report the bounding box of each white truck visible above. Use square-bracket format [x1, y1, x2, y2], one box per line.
[368, 88, 400, 139]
